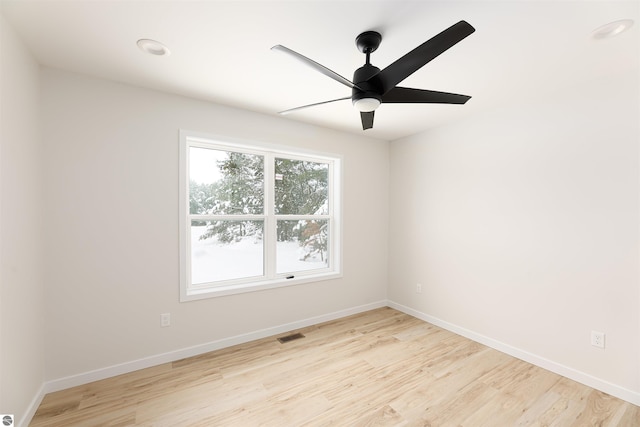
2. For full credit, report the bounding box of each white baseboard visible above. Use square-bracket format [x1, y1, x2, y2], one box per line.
[387, 300, 640, 407]
[18, 382, 46, 427]
[42, 300, 387, 395]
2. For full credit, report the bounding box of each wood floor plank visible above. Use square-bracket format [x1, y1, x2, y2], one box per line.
[29, 307, 639, 426]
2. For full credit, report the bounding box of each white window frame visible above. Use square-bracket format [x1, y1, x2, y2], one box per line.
[179, 130, 342, 301]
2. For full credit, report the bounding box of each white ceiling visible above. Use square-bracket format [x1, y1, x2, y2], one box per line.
[2, 0, 638, 141]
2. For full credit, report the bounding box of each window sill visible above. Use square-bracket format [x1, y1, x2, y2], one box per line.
[180, 271, 342, 302]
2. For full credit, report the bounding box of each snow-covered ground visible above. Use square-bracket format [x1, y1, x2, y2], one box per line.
[190, 226, 327, 284]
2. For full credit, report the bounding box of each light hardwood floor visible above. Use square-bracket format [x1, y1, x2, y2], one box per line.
[30, 308, 639, 426]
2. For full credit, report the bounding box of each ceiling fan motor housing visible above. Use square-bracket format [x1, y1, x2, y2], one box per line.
[352, 64, 382, 106]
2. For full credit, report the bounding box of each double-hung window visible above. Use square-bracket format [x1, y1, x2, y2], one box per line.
[179, 131, 342, 300]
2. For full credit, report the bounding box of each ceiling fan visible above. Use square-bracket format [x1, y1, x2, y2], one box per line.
[272, 21, 475, 130]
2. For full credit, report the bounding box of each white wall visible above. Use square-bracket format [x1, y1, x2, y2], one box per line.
[0, 13, 45, 422]
[40, 68, 389, 381]
[388, 68, 640, 398]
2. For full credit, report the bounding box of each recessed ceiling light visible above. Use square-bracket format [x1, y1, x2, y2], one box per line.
[591, 19, 634, 40]
[137, 39, 170, 56]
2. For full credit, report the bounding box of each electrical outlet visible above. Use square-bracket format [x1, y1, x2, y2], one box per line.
[161, 313, 171, 327]
[591, 330, 605, 349]
[416, 283, 422, 293]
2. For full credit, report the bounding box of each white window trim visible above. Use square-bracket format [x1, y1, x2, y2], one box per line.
[179, 130, 343, 301]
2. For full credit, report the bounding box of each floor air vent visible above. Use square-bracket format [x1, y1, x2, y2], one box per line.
[277, 332, 305, 343]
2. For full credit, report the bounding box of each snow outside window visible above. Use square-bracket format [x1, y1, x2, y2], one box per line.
[179, 131, 342, 301]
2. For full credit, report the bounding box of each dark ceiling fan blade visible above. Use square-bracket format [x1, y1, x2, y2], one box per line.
[360, 111, 374, 130]
[278, 97, 351, 115]
[374, 21, 475, 95]
[272, 45, 362, 90]
[382, 87, 471, 104]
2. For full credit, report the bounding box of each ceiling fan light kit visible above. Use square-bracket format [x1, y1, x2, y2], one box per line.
[353, 97, 381, 112]
[273, 21, 475, 130]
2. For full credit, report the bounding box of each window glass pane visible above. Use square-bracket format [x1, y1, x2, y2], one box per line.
[276, 220, 329, 274]
[191, 220, 263, 284]
[189, 147, 264, 215]
[275, 158, 328, 215]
